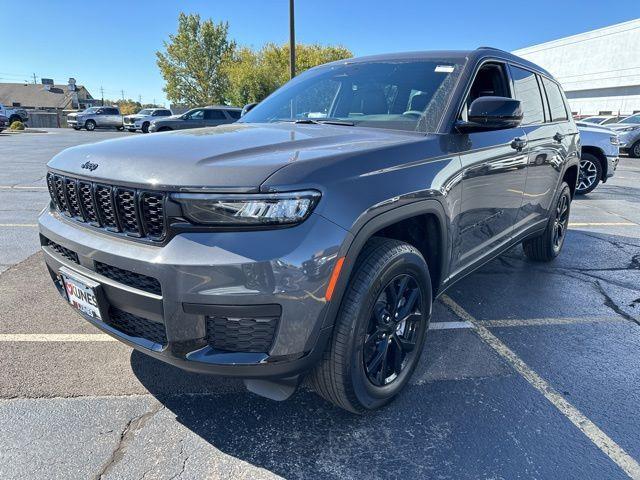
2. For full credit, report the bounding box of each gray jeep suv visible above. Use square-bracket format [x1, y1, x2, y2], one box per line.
[39, 48, 579, 412]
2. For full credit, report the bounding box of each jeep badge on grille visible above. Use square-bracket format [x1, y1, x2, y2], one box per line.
[81, 161, 98, 171]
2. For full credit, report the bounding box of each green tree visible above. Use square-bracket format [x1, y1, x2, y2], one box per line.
[225, 43, 352, 106]
[156, 13, 236, 106]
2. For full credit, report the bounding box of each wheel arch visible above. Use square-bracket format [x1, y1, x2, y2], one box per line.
[321, 199, 449, 329]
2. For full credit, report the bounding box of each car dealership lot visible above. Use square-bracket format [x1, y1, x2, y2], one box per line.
[1, 130, 639, 479]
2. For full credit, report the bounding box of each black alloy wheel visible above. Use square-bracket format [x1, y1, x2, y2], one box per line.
[364, 274, 423, 387]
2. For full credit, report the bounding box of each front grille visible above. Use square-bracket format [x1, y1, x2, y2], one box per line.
[46, 172, 166, 241]
[44, 238, 79, 264]
[107, 307, 167, 345]
[95, 261, 161, 295]
[205, 315, 278, 353]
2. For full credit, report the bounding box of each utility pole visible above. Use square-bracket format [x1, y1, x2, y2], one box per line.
[289, 0, 295, 79]
[138, 94, 142, 105]
[121, 89, 125, 101]
[100, 86, 105, 106]
[153, 98, 156, 107]
[32, 73, 37, 84]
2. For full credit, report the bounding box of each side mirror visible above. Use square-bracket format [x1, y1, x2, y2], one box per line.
[456, 96, 523, 132]
[241, 102, 258, 117]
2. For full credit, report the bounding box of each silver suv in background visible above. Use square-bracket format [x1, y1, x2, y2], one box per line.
[148, 106, 241, 132]
[610, 113, 640, 158]
[124, 108, 173, 133]
[67, 107, 123, 131]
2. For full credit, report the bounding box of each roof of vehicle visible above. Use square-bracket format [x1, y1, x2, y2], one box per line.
[319, 47, 554, 79]
[203, 105, 242, 110]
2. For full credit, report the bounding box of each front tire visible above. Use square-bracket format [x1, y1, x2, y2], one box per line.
[576, 153, 602, 195]
[310, 237, 431, 413]
[523, 182, 572, 262]
[141, 122, 150, 133]
[85, 120, 96, 131]
[629, 141, 640, 159]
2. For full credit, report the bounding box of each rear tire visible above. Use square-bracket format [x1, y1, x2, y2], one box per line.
[576, 153, 602, 195]
[310, 237, 431, 413]
[523, 182, 572, 262]
[85, 120, 96, 131]
[629, 141, 640, 159]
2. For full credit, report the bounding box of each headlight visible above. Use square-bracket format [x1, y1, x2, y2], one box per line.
[173, 190, 321, 226]
[610, 135, 619, 145]
[620, 126, 639, 132]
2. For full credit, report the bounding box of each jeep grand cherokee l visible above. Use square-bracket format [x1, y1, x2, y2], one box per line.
[39, 48, 579, 413]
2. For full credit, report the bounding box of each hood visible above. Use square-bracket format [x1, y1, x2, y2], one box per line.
[577, 124, 615, 135]
[47, 122, 422, 190]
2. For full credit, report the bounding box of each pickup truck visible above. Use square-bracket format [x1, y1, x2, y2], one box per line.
[0, 104, 29, 125]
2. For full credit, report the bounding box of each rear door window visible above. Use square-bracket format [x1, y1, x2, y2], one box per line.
[541, 78, 568, 122]
[509, 65, 545, 125]
[204, 109, 226, 120]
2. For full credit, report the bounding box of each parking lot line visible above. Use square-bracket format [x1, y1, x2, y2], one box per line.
[441, 294, 640, 479]
[430, 321, 473, 330]
[569, 222, 636, 227]
[0, 334, 116, 342]
[0, 224, 38, 227]
[0, 186, 47, 190]
[478, 316, 628, 327]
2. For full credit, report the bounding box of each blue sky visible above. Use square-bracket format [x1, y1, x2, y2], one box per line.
[2, 1, 638, 106]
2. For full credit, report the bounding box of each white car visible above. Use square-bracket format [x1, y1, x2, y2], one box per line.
[576, 124, 619, 194]
[123, 108, 173, 133]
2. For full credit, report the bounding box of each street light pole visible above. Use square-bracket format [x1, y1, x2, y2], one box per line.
[289, 0, 295, 79]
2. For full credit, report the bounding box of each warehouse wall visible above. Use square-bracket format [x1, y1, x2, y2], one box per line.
[514, 19, 640, 115]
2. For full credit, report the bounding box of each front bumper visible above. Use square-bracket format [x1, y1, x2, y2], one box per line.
[38, 208, 348, 378]
[606, 155, 619, 179]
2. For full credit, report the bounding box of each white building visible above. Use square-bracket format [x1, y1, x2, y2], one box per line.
[513, 18, 640, 116]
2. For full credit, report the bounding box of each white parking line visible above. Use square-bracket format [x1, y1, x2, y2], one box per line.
[478, 316, 628, 328]
[430, 321, 473, 330]
[569, 222, 636, 227]
[0, 224, 38, 227]
[0, 186, 47, 190]
[0, 334, 116, 342]
[441, 294, 640, 479]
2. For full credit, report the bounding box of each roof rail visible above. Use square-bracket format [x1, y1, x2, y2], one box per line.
[476, 46, 507, 53]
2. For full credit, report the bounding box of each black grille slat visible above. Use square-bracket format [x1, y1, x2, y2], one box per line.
[140, 193, 165, 239]
[46, 173, 167, 242]
[95, 185, 118, 230]
[95, 261, 161, 295]
[206, 316, 278, 353]
[115, 188, 141, 235]
[107, 307, 167, 345]
[65, 178, 82, 218]
[78, 181, 99, 224]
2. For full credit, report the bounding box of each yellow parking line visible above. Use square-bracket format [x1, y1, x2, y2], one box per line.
[569, 222, 636, 227]
[441, 294, 640, 479]
[0, 223, 38, 227]
[0, 333, 116, 342]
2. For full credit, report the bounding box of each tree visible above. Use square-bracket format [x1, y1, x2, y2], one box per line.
[225, 43, 352, 106]
[156, 13, 236, 107]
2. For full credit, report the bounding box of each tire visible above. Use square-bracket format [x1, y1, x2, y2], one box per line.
[310, 237, 431, 413]
[523, 182, 572, 262]
[141, 122, 150, 133]
[576, 153, 602, 195]
[629, 141, 640, 159]
[85, 120, 96, 131]
[73, 127, 81, 131]
[116, 126, 124, 131]
[127, 128, 136, 132]
[8, 115, 20, 124]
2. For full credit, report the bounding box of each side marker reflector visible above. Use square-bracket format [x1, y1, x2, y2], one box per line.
[325, 257, 345, 301]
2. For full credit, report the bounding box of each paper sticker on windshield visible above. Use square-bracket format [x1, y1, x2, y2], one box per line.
[435, 65, 455, 73]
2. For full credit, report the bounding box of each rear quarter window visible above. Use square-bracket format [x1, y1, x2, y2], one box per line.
[542, 78, 568, 122]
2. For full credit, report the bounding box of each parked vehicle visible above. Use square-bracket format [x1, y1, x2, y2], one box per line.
[148, 106, 241, 132]
[0, 114, 8, 132]
[0, 104, 29, 125]
[609, 117, 640, 158]
[123, 108, 173, 133]
[67, 107, 123, 131]
[39, 48, 579, 412]
[576, 125, 619, 194]
[580, 115, 625, 126]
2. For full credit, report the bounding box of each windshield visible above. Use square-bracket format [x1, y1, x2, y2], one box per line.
[240, 58, 466, 132]
[137, 109, 153, 115]
[82, 107, 99, 114]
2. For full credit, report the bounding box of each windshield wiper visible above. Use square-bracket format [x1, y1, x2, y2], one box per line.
[294, 118, 355, 126]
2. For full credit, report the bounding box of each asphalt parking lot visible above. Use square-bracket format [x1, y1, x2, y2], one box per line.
[1, 129, 639, 479]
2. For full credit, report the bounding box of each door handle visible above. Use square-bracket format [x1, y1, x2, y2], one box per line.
[511, 137, 528, 151]
[553, 132, 565, 142]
